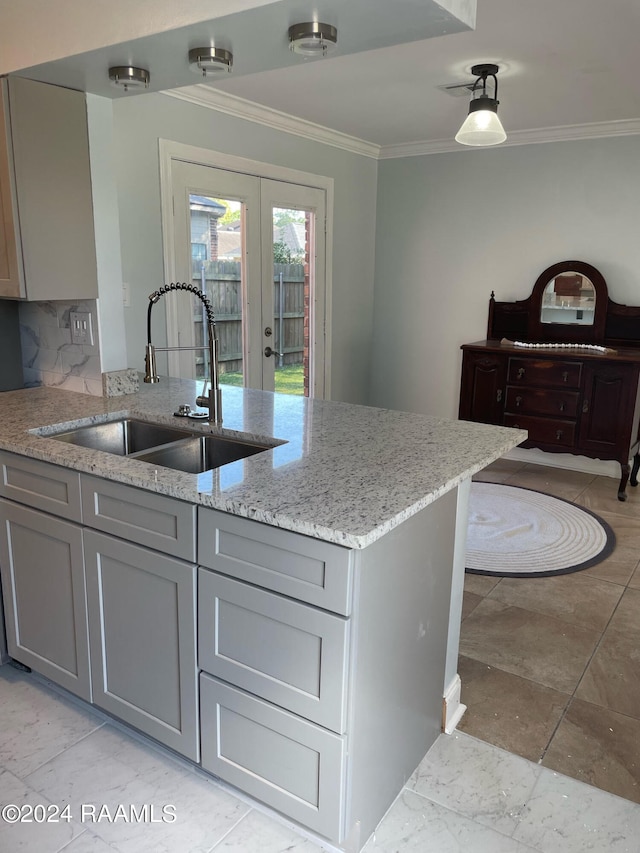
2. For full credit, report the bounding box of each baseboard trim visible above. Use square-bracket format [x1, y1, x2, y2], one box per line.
[443, 673, 466, 734]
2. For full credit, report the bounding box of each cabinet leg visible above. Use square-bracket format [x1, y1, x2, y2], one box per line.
[630, 453, 640, 488]
[618, 463, 630, 501]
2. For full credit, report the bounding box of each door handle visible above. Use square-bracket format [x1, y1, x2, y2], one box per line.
[264, 346, 283, 358]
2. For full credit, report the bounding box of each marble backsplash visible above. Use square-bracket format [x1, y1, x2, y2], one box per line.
[18, 300, 103, 396]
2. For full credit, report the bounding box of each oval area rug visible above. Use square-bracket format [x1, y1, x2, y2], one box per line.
[466, 482, 615, 577]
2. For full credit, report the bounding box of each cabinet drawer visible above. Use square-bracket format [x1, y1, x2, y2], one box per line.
[504, 414, 576, 448]
[81, 475, 196, 560]
[0, 451, 81, 521]
[199, 570, 349, 732]
[507, 358, 582, 388]
[505, 386, 579, 418]
[198, 508, 353, 615]
[200, 675, 346, 842]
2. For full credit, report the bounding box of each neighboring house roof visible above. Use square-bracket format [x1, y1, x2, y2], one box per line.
[190, 195, 226, 216]
[274, 221, 305, 255]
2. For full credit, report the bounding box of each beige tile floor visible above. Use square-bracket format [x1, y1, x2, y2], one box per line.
[460, 459, 640, 805]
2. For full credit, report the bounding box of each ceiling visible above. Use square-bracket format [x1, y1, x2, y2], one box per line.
[9, 0, 640, 155]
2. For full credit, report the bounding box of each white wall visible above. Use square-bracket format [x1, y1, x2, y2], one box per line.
[111, 92, 378, 404]
[370, 136, 640, 420]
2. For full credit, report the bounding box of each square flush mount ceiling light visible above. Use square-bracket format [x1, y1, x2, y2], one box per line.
[288, 22, 337, 56]
[108, 66, 150, 92]
[188, 47, 233, 76]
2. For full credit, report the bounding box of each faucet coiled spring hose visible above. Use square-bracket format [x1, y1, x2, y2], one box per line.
[147, 282, 216, 344]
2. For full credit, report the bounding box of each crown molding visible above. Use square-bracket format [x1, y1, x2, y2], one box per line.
[163, 85, 381, 159]
[379, 118, 640, 158]
[162, 86, 640, 161]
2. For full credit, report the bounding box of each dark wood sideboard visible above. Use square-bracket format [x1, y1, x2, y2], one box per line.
[459, 261, 640, 500]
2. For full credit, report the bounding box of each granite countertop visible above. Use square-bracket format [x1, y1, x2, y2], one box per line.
[0, 378, 526, 548]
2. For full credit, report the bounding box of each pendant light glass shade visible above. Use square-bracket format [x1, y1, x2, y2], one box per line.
[455, 99, 507, 146]
[455, 64, 507, 147]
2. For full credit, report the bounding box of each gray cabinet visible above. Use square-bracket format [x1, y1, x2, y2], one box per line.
[0, 76, 98, 301]
[200, 675, 346, 840]
[84, 530, 198, 760]
[0, 499, 91, 701]
[198, 570, 350, 731]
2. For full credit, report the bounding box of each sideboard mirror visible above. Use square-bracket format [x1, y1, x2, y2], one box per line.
[527, 260, 608, 343]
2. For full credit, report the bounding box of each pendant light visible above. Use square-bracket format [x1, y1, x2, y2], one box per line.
[455, 63, 506, 147]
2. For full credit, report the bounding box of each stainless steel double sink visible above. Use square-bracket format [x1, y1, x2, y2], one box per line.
[49, 418, 275, 474]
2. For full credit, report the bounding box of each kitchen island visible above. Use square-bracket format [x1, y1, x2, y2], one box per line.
[0, 379, 525, 851]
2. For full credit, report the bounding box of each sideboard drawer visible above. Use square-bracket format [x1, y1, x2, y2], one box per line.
[198, 569, 349, 732]
[505, 386, 580, 417]
[198, 507, 353, 615]
[0, 451, 81, 521]
[504, 413, 576, 448]
[507, 358, 582, 388]
[81, 474, 196, 560]
[200, 674, 346, 842]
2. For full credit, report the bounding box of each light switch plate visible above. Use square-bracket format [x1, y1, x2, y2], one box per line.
[70, 311, 93, 345]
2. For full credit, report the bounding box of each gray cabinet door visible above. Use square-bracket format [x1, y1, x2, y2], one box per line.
[81, 475, 196, 561]
[200, 675, 346, 842]
[199, 569, 350, 732]
[198, 507, 353, 614]
[0, 499, 91, 700]
[0, 451, 82, 521]
[84, 530, 198, 760]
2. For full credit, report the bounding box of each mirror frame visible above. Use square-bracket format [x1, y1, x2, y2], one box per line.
[527, 260, 608, 344]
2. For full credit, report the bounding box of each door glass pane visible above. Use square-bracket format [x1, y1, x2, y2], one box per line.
[190, 194, 244, 387]
[272, 207, 311, 397]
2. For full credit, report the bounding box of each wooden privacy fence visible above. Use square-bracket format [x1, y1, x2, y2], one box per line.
[191, 260, 305, 375]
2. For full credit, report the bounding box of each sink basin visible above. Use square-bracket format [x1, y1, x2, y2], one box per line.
[136, 434, 272, 473]
[49, 419, 194, 456]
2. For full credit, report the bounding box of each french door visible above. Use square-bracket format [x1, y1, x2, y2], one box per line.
[169, 160, 326, 397]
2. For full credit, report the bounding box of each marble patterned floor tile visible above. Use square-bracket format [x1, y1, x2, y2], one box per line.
[58, 831, 119, 852]
[514, 762, 640, 851]
[457, 656, 569, 762]
[459, 599, 600, 693]
[502, 465, 597, 501]
[211, 809, 327, 852]
[0, 768, 80, 852]
[24, 724, 250, 853]
[361, 789, 538, 853]
[0, 668, 104, 777]
[541, 698, 640, 804]
[463, 573, 501, 597]
[407, 732, 540, 836]
[461, 591, 483, 621]
[580, 555, 637, 587]
[487, 573, 623, 632]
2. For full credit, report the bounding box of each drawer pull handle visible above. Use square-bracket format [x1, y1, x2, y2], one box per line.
[517, 367, 525, 379]
[562, 371, 569, 383]
[559, 401, 565, 412]
[582, 399, 589, 413]
[515, 395, 522, 407]
[496, 389, 503, 402]
[556, 430, 563, 440]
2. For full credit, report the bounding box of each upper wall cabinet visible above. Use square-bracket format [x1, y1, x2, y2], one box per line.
[0, 77, 98, 301]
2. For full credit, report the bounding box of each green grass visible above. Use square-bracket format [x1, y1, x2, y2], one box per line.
[220, 363, 305, 395]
